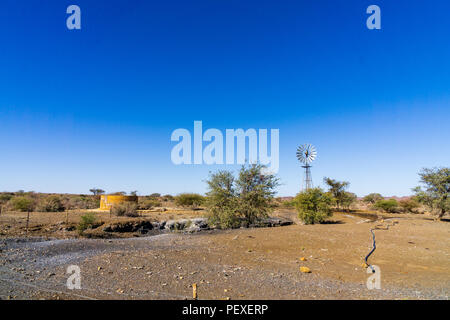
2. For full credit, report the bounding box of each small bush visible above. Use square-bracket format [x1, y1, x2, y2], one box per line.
[0, 193, 13, 204]
[399, 198, 420, 213]
[77, 212, 96, 235]
[294, 188, 333, 224]
[37, 195, 65, 212]
[281, 199, 295, 208]
[65, 195, 98, 210]
[373, 199, 400, 213]
[162, 194, 174, 201]
[10, 196, 34, 212]
[111, 202, 139, 217]
[175, 193, 205, 210]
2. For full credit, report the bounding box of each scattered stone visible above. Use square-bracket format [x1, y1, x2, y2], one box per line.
[300, 267, 311, 273]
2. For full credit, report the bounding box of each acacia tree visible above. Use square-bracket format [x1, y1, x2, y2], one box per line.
[323, 177, 350, 210]
[89, 188, 105, 196]
[413, 167, 449, 220]
[341, 192, 357, 212]
[362, 193, 383, 205]
[205, 170, 239, 228]
[205, 164, 279, 228]
[235, 164, 279, 225]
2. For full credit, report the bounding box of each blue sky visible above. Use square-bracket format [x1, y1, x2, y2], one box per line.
[0, 0, 449, 197]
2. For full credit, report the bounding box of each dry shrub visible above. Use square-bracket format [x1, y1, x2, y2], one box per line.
[111, 202, 139, 217]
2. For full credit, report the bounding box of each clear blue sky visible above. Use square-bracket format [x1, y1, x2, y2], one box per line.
[0, 0, 449, 197]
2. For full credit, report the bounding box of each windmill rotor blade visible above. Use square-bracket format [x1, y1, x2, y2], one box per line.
[297, 143, 317, 164]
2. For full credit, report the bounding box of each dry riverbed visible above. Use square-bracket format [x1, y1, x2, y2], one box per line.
[0, 211, 449, 300]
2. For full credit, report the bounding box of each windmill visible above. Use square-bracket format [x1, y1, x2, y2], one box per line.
[296, 144, 317, 191]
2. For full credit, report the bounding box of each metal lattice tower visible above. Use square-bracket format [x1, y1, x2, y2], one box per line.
[296, 144, 317, 191]
[302, 164, 313, 190]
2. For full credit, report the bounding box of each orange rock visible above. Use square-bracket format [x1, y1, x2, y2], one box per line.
[300, 267, 311, 273]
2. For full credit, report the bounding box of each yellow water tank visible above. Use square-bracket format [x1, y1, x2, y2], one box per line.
[100, 195, 138, 210]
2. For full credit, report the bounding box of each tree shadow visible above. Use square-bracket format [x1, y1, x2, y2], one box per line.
[321, 220, 344, 225]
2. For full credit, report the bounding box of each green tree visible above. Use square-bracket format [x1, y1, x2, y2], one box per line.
[413, 167, 450, 220]
[362, 193, 384, 204]
[10, 196, 35, 212]
[323, 177, 350, 210]
[205, 165, 279, 229]
[341, 192, 357, 211]
[205, 170, 239, 228]
[235, 164, 279, 226]
[89, 188, 105, 196]
[294, 188, 333, 224]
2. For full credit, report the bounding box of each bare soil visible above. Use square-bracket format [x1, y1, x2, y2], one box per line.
[0, 210, 449, 300]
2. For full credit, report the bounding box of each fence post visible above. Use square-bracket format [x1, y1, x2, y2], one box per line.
[26, 211, 30, 236]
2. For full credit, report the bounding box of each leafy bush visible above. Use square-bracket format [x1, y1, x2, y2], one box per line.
[294, 188, 333, 224]
[111, 202, 139, 217]
[10, 196, 34, 212]
[373, 199, 399, 213]
[175, 193, 205, 210]
[37, 195, 65, 212]
[138, 198, 162, 210]
[0, 193, 13, 204]
[77, 212, 96, 235]
[206, 165, 279, 229]
[162, 194, 174, 201]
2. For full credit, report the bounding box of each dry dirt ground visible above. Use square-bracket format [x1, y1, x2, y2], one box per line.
[0, 210, 449, 300]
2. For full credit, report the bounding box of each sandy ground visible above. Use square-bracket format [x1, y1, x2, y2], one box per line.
[0, 211, 449, 300]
